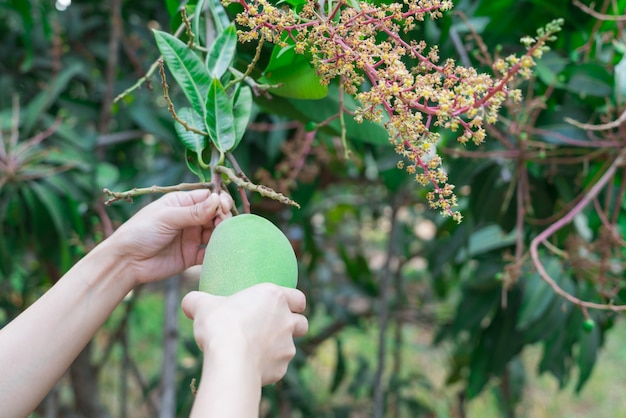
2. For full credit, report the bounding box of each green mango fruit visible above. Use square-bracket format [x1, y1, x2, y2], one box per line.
[199, 214, 298, 296]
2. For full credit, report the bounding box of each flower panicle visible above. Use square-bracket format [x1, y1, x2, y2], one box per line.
[226, 0, 562, 221]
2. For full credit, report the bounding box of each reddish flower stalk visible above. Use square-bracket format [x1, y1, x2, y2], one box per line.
[229, 0, 562, 221]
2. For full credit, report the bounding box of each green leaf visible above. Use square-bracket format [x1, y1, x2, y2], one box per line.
[232, 85, 253, 149]
[576, 323, 600, 392]
[517, 258, 561, 330]
[207, 0, 231, 33]
[175, 107, 208, 154]
[330, 338, 346, 393]
[11, 0, 34, 72]
[192, 0, 207, 46]
[452, 288, 500, 334]
[256, 83, 388, 146]
[264, 36, 299, 74]
[206, 24, 237, 78]
[28, 181, 66, 238]
[165, 0, 181, 17]
[522, 276, 574, 344]
[185, 148, 210, 182]
[205, 78, 236, 152]
[614, 54, 626, 101]
[22, 62, 84, 136]
[455, 224, 517, 262]
[565, 63, 613, 98]
[262, 37, 327, 99]
[264, 60, 328, 100]
[534, 51, 568, 87]
[153, 30, 210, 117]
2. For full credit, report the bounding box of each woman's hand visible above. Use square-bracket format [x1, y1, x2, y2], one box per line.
[108, 190, 234, 285]
[182, 283, 309, 385]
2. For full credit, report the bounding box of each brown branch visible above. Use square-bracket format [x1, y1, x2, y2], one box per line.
[373, 198, 401, 418]
[226, 36, 265, 90]
[573, 0, 626, 21]
[103, 183, 217, 205]
[529, 150, 626, 311]
[593, 198, 626, 247]
[113, 18, 191, 103]
[158, 60, 211, 138]
[104, 167, 299, 208]
[98, 0, 123, 134]
[215, 165, 300, 208]
[564, 108, 626, 131]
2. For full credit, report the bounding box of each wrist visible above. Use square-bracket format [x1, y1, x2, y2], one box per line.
[80, 238, 137, 293]
[204, 332, 261, 380]
[190, 344, 262, 418]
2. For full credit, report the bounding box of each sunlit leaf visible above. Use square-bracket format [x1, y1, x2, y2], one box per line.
[206, 24, 237, 78]
[232, 85, 253, 149]
[175, 107, 208, 154]
[153, 30, 210, 117]
[205, 78, 235, 152]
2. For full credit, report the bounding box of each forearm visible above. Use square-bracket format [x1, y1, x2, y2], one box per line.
[0, 239, 135, 417]
[190, 348, 262, 418]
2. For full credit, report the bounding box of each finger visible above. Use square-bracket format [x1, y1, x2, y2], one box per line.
[285, 288, 307, 313]
[292, 314, 309, 338]
[169, 189, 214, 206]
[181, 291, 212, 319]
[165, 193, 221, 230]
[218, 192, 234, 213]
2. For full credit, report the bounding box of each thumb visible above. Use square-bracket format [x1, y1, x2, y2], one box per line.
[166, 193, 220, 230]
[181, 290, 222, 319]
[181, 291, 205, 320]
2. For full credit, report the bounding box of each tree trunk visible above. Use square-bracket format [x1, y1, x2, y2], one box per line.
[69, 341, 110, 418]
[158, 275, 180, 418]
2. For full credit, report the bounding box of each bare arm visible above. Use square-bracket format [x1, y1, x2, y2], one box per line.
[0, 239, 136, 417]
[0, 190, 231, 417]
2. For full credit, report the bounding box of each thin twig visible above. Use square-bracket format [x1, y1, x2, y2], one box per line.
[98, 0, 122, 134]
[573, 0, 626, 21]
[226, 152, 251, 181]
[104, 167, 299, 208]
[113, 59, 162, 104]
[10, 94, 19, 149]
[113, 19, 190, 103]
[103, 183, 217, 205]
[158, 60, 211, 138]
[564, 108, 626, 131]
[593, 197, 626, 247]
[373, 197, 401, 418]
[181, 8, 195, 48]
[226, 36, 265, 90]
[215, 165, 300, 208]
[287, 129, 316, 185]
[529, 150, 626, 311]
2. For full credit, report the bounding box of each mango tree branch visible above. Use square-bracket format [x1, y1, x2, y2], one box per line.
[103, 167, 299, 208]
[215, 165, 300, 208]
[158, 60, 211, 138]
[103, 183, 217, 205]
[529, 150, 626, 311]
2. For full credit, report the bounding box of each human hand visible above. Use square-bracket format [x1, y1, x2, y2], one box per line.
[182, 283, 309, 385]
[107, 190, 234, 285]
